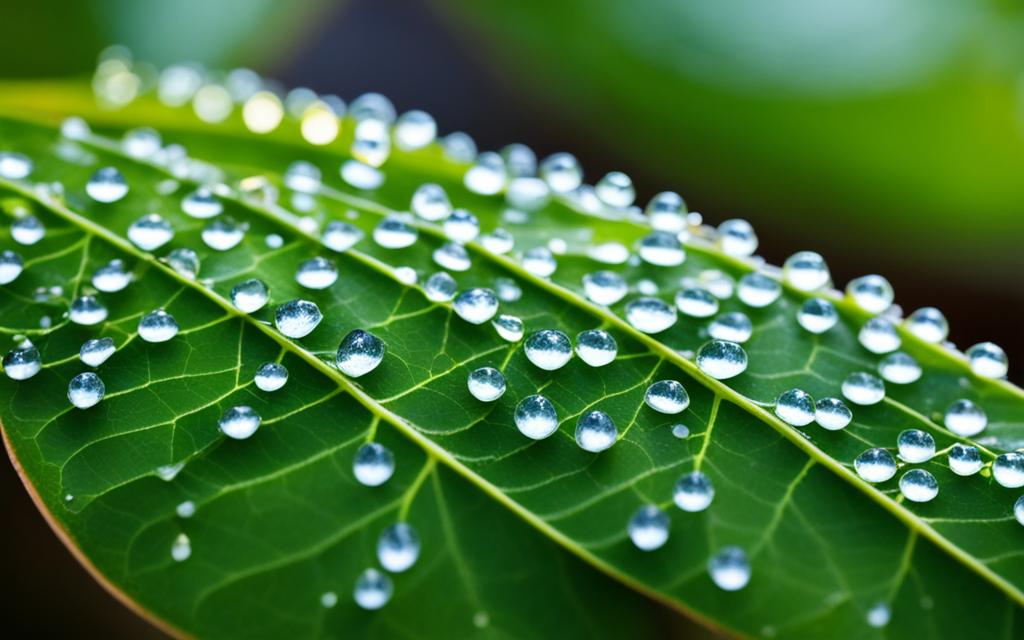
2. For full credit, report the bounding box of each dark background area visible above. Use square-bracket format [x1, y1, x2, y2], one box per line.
[1, 0, 1020, 637]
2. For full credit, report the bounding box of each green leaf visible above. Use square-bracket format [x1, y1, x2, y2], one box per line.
[0, 79, 1022, 639]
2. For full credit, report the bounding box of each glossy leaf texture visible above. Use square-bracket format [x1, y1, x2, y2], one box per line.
[0, 81, 1022, 639]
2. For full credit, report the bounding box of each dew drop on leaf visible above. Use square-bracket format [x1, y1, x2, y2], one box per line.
[737, 272, 782, 308]
[138, 309, 179, 343]
[353, 443, 395, 487]
[202, 217, 246, 251]
[3, 343, 41, 380]
[69, 295, 108, 325]
[432, 242, 471, 272]
[463, 151, 506, 195]
[0, 151, 32, 179]
[340, 160, 384, 190]
[336, 329, 385, 377]
[219, 405, 261, 440]
[628, 505, 669, 551]
[467, 367, 506, 402]
[1015, 496, 1024, 527]
[696, 340, 748, 380]
[866, 602, 891, 628]
[493, 277, 522, 303]
[480, 228, 515, 255]
[0, 249, 23, 284]
[60, 116, 91, 140]
[846, 275, 894, 314]
[121, 127, 161, 159]
[176, 500, 196, 518]
[943, 399, 987, 437]
[284, 160, 322, 193]
[575, 329, 618, 367]
[671, 424, 690, 439]
[841, 372, 885, 406]
[625, 297, 677, 334]
[716, 219, 758, 257]
[86, 166, 128, 202]
[254, 362, 288, 392]
[783, 251, 830, 291]
[896, 429, 935, 463]
[673, 471, 714, 512]
[947, 444, 983, 476]
[67, 372, 104, 409]
[492, 314, 524, 342]
[411, 183, 452, 221]
[708, 312, 753, 344]
[321, 220, 363, 253]
[373, 215, 418, 249]
[230, 278, 270, 313]
[675, 287, 718, 318]
[638, 231, 685, 267]
[644, 380, 689, 414]
[539, 152, 582, 193]
[274, 299, 322, 338]
[353, 568, 393, 610]
[156, 461, 186, 482]
[514, 394, 559, 440]
[453, 288, 498, 325]
[905, 307, 948, 344]
[644, 191, 686, 233]
[128, 214, 174, 251]
[854, 448, 897, 483]
[708, 546, 751, 591]
[165, 247, 200, 279]
[11, 215, 45, 245]
[595, 171, 635, 208]
[796, 297, 838, 334]
[582, 271, 628, 306]
[899, 469, 938, 502]
[522, 246, 557, 277]
[319, 592, 337, 608]
[442, 209, 480, 243]
[524, 330, 573, 371]
[181, 187, 222, 219]
[859, 317, 902, 355]
[80, 337, 115, 367]
[377, 522, 421, 572]
[575, 410, 617, 452]
[92, 259, 131, 292]
[295, 257, 338, 290]
[965, 342, 1009, 379]
[878, 352, 921, 384]
[171, 533, 191, 562]
[993, 453, 1024, 488]
[775, 389, 815, 426]
[814, 397, 852, 431]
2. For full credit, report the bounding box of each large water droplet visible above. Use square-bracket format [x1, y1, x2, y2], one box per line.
[965, 342, 1008, 379]
[737, 273, 781, 308]
[628, 505, 669, 551]
[0, 250, 23, 285]
[859, 317, 901, 354]
[675, 287, 718, 318]
[122, 127, 161, 158]
[625, 297, 677, 333]
[575, 410, 617, 452]
[378, 522, 421, 572]
[92, 259, 131, 292]
[905, 307, 948, 344]
[11, 215, 44, 245]
[696, 341, 748, 380]
[340, 160, 384, 190]
[674, 471, 714, 512]
[467, 367, 506, 402]
[202, 217, 246, 251]
[86, 167, 128, 202]
[138, 309, 179, 343]
[443, 209, 480, 243]
[373, 215, 418, 249]
[716, 219, 758, 257]
[522, 246, 557, 277]
[846, 275, 894, 314]
[595, 171, 635, 208]
[411, 183, 451, 221]
[899, 469, 938, 502]
[230, 278, 269, 313]
[219, 405, 261, 439]
[854, 448, 896, 483]
[353, 442, 395, 486]
[166, 248, 200, 279]
[463, 152, 506, 195]
[575, 329, 617, 367]
[896, 429, 935, 463]
[127, 214, 174, 251]
[336, 329, 385, 377]
[783, 251, 830, 291]
[453, 288, 498, 325]
[878, 352, 921, 384]
[181, 187, 223, 218]
[948, 443, 982, 476]
[514, 395, 559, 440]
[254, 362, 288, 392]
[80, 337, 115, 367]
[796, 298, 838, 334]
[69, 295, 108, 325]
[524, 330, 572, 370]
[354, 568, 393, 610]
[502, 143, 537, 177]
[645, 191, 686, 233]
[708, 312, 753, 344]
[275, 299, 322, 338]
[638, 231, 685, 267]
[3, 343, 41, 380]
[394, 109, 436, 151]
[539, 153, 582, 193]
[424, 271, 458, 302]
[582, 271, 627, 306]
[322, 220, 363, 252]
[841, 372, 885, 405]
[644, 380, 689, 414]
[814, 397, 852, 430]
[432, 243, 471, 272]
[68, 372, 104, 409]
[775, 389, 815, 426]
[0, 152, 32, 179]
[294, 257, 338, 290]
[993, 453, 1024, 488]
[480, 228, 514, 254]
[943, 399, 986, 437]
[492, 314, 524, 342]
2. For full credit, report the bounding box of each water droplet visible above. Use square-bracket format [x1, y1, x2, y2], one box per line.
[320, 591, 337, 608]
[814, 397, 852, 431]
[493, 277, 522, 303]
[993, 453, 1024, 488]
[582, 271, 628, 306]
[3, 343, 41, 380]
[219, 405, 261, 439]
[86, 167, 129, 202]
[138, 309, 179, 343]
[524, 330, 572, 370]
[230, 278, 269, 313]
[463, 152, 506, 195]
[783, 251, 830, 291]
[202, 217, 246, 251]
[575, 410, 617, 452]
[492, 314, 524, 342]
[859, 317, 901, 354]
[796, 297, 838, 334]
[60, 116, 91, 140]
[737, 272, 781, 308]
[443, 209, 480, 243]
[354, 442, 395, 486]
[294, 257, 338, 290]
[420, 271, 456, 302]
[708, 312, 753, 343]
[866, 602, 891, 628]
[575, 329, 617, 367]
[696, 340, 748, 380]
[628, 505, 669, 551]
[905, 307, 948, 344]
[127, 214, 174, 251]
[644, 191, 686, 232]
[775, 389, 815, 426]
[254, 362, 288, 392]
[410, 183, 452, 221]
[171, 533, 192, 562]
[467, 367, 506, 402]
[854, 448, 896, 483]
[899, 469, 938, 502]
[274, 299, 322, 338]
[847, 275, 894, 314]
[0, 250, 23, 285]
[284, 161, 322, 193]
[506, 177, 550, 210]
[625, 297, 677, 333]
[340, 160, 384, 190]
[595, 171, 635, 208]
[674, 471, 714, 512]
[514, 395, 559, 439]
[896, 429, 935, 463]
[878, 352, 921, 384]
[181, 187, 222, 219]
[638, 231, 685, 267]
[587, 241, 629, 264]
[69, 295, 108, 325]
[243, 90, 284, 133]
[540, 153, 582, 193]
[714, 219, 758, 257]
[432, 242, 471, 272]
[480, 228, 515, 255]
[708, 547, 751, 591]
[336, 330, 385, 377]
[671, 424, 690, 439]
[644, 380, 689, 414]
[943, 399, 986, 437]
[92, 259, 131, 292]
[442, 131, 477, 163]
[321, 220, 363, 252]
[373, 215, 418, 249]
[121, 127, 161, 158]
[354, 568, 393, 610]
[948, 443, 983, 476]
[842, 371, 885, 405]
[0, 152, 32, 180]
[165, 248, 200, 279]
[965, 342, 1008, 379]
[156, 461, 186, 481]
[80, 337, 115, 367]
[68, 372, 104, 409]
[378, 522, 421, 573]
[675, 287, 718, 318]
[1015, 496, 1024, 527]
[453, 288, 498, 325]
[522, 246, 557, 277]
[176, 500, 196, 518]
[11, 215, 45, 245]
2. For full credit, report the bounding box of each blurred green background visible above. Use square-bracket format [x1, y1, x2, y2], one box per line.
[0, 0, 1020, 636]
